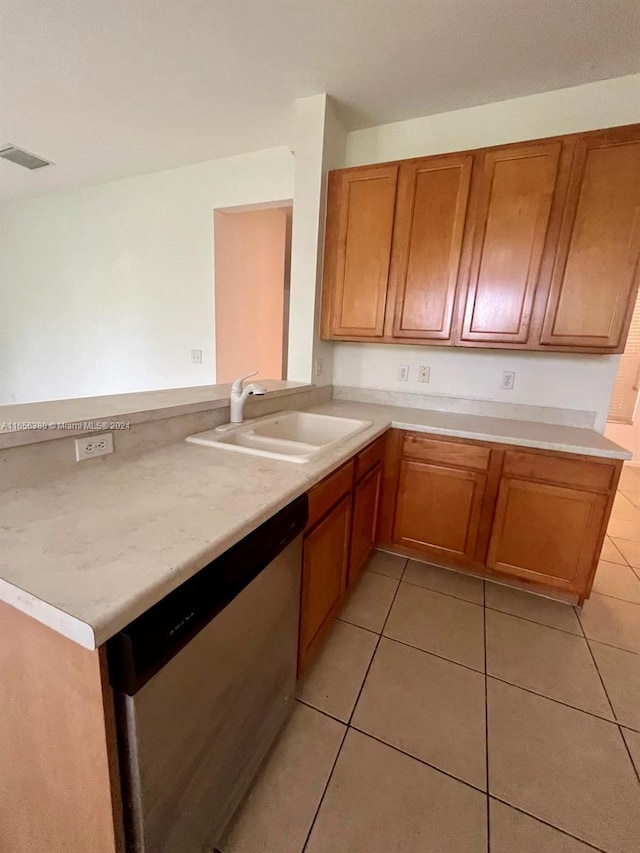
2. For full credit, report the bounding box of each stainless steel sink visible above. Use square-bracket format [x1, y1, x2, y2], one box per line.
[186, 411, 372, 463]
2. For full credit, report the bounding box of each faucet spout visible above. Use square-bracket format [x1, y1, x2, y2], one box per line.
[229, 372, 267, 423]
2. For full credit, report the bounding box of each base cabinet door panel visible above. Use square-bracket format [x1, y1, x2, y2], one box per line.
[393, 459, 487, 564]
[390, 154, 472, 341]
[541, 132, 640, 350]
[349, 462, 382, 585]
[298, 494, 351, 674]
[487, 478, 608, 592]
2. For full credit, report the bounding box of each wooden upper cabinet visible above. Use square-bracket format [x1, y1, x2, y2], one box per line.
[540, 129, 640, 351]
[389, 154, 472, 341]
[459, 141, 563, 345]
[321, 164, 398, 338]
[321, 123, 640, 353]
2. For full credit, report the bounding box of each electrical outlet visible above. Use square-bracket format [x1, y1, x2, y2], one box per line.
[501, 371, 516, 390]
[315, 357, 323, 377]
[398, 364, 409, 382]
[75, 433, 113, 462]
[418, 365, 431, 383]
[191, 349, 203, 364]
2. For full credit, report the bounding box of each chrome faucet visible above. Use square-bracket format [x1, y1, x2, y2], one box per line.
[230, 371, 267, 423]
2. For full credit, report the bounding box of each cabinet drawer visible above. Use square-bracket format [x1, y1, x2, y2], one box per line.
[307, 460, 355, 529]
[503, 450, 616, 492]
[402, 433, 491, 471]
[355, 435, 386, 481]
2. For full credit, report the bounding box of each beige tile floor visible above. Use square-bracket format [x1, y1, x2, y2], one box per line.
[221, 466, 640, 853]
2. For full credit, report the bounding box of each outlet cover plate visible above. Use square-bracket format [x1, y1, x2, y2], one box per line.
[501, 371, 516, 390]
[75, 433, 114, 462]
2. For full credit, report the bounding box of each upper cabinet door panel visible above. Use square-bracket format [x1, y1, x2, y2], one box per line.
[322, 165, 398, 338]
[541, 132, 640, 350]
[391, 154, 472, 340]
[460, 142, 562, 344]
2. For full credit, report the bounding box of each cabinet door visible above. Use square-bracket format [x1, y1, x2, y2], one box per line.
[390, 154, 472, 341]
[349, 462, 382, 586]
[298, 494, 351, 674]
[459, 141, 562, 344]
[487, 478, 608, 593]
[321, 165, 398, 339]
[541, 130, 640, 350]
[393, 459, 487, 564]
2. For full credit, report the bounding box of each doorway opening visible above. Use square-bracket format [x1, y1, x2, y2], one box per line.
[213, 203, 292, 384]
[606, 287, 640, 463]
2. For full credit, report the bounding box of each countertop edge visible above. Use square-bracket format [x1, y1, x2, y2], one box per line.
[0, 577, 97, 649]
[390, 420, 632, 460]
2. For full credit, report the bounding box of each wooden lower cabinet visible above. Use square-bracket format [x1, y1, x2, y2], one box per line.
[298, 436, 386, 675]
[378, 429, 621, 602]
[298, 492, 351, 674]
[393, 459, 487, 564]
[487, 478, 608, 594]
[349, 462, 382, 584]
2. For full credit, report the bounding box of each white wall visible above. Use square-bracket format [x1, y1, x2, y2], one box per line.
[346, 73, 640, 165]
[334, 73, 640, 432]
[0, 147, 293, 403]
[333, 343, 619, 431]
[287, 94, 346, 385]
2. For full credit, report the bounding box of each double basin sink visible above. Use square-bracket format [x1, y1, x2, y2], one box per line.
[186, 411, 372, 463]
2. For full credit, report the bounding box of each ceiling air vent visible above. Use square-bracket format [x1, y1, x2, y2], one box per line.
[0, 145, 52, 170]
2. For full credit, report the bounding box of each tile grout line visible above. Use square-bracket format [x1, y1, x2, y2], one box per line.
[299, 560, 407, 853]
[591, 589, 640, 606]
[348, 723, 487, 795]
[605, 534, 632, 568]
[346, 561, 406, 730]
[342, 719, 611, 853]
[576, 609, 640, 786]
[304, 627, 639, 733]
[487, 796, 608, 853]
[295, 697, 346, 726]
[338, 603, 640, 729]
[367, 560, 640, 652]
[400, 575, 485, 606]
[574, 612, 615, 723]
[298, 721, 349, 853]
[483, 581, 490, 853]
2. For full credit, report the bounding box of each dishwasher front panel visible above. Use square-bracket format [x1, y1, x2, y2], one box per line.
[117, 536, 302, 853]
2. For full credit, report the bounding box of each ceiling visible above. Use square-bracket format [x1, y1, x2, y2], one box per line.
[1, 0, 639, 200]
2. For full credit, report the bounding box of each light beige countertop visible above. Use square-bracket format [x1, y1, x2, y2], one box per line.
[0, 380, 313, 449]
[0, 399, 629, 650]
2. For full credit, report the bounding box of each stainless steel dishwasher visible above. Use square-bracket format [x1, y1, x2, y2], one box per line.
[107, 494, 308, 853]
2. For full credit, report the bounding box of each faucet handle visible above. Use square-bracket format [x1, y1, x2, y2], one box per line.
[231, 370, 259, 394]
